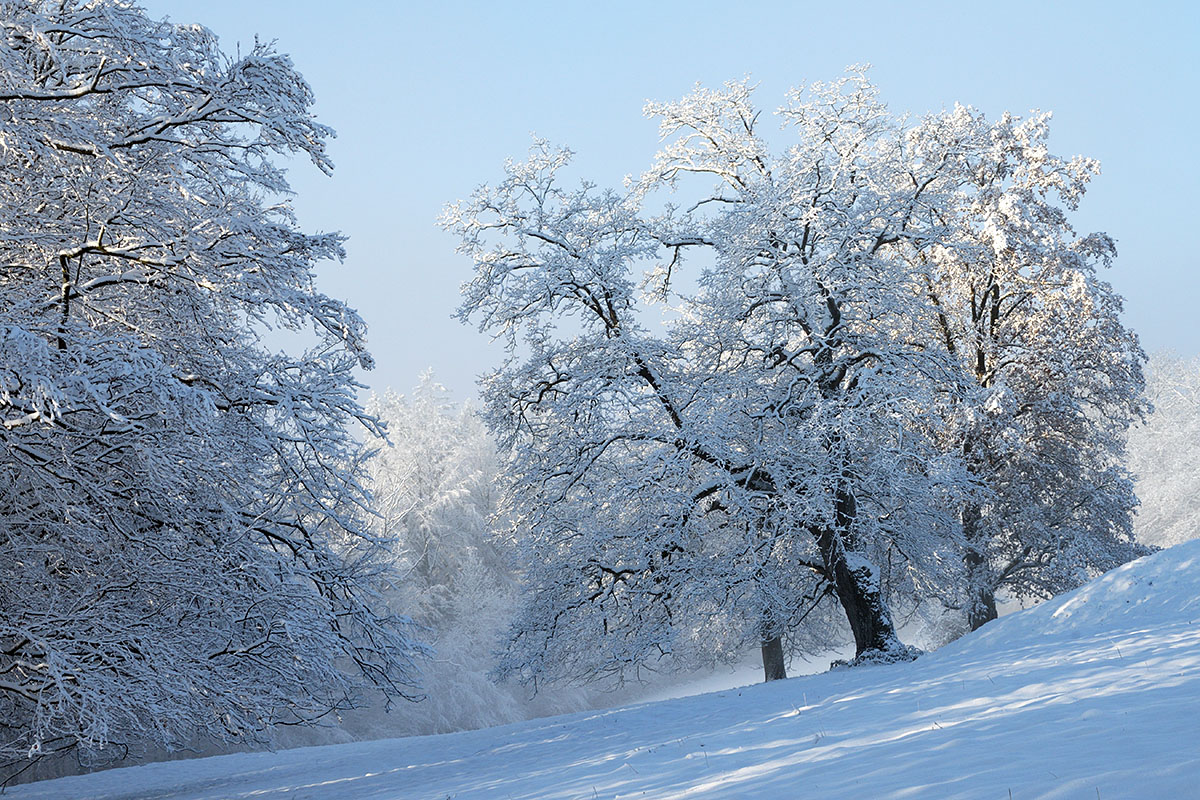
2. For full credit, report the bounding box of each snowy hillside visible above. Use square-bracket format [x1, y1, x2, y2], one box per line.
[13, 541, 1200, 800]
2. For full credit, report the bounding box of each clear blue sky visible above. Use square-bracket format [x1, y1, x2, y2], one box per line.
[144, 0, 1200, 399]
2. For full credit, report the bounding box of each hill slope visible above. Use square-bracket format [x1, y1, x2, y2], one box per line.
[13, 540, 1200, 799]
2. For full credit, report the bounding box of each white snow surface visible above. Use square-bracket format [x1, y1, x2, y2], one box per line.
[14, 541, 1200, 799]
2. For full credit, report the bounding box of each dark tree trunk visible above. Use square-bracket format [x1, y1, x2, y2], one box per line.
[962, 352, 1000, 632]
[761, 634, 787, 682]
[962, 502, 999, 631]
[813, 485, 904, 657]
[966, 577, 999, 631]
[756, 533, 788, 682]
[806, 343, 909, 661]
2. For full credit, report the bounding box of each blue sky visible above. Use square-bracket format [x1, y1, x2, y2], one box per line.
[144, 0, 1200, 399]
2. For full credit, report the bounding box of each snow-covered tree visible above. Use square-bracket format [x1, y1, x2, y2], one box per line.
[359, 375, 611, 736]
[448, 70, 1148, 686]
[1128, 353, 1200, 548]
[367, 375, 507, 635]
[447, 72, 976, 686]
[913, 106, 1147, 628]
[0, 0, 421, 778]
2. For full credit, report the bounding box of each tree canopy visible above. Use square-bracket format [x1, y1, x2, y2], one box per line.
[447, 70, 1145, 685]
[1128, 353, 1200, 550]
[0, 0, 421, 776]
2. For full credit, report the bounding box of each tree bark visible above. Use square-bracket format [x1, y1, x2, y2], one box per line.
[962, 502, 999, 630]
[966, 576, 999, 630]
[760, 634, 787, 681]
[807, 342, 908, 659]
[756, 521, 788, 682]
[813, 484, 904, 656]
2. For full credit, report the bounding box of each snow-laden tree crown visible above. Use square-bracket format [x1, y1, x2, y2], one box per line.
[0, 0, 423, 777]
[361, 377, 572, 737]
[1128, 353, 1200, 549]
[447, 69, 1146, 686]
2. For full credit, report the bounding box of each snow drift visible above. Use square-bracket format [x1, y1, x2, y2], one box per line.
[12, 540, 1200, 799]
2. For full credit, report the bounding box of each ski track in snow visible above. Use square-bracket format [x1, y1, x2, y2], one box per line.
[13, 541, 1200, 799]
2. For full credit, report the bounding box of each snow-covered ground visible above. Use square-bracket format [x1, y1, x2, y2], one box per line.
[13, 541, 1200, 799]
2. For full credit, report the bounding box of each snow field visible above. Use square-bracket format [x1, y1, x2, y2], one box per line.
[13, 540, 1200, 799]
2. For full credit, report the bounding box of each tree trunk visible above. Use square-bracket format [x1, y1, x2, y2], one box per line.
[966, 577, 999, 631]
[962, 502, 999, 631]
[813, 485, 904, 657]
[756, 543, 788, 682]
[807, 364, 909, 660]
[761, 635, 787, 682]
